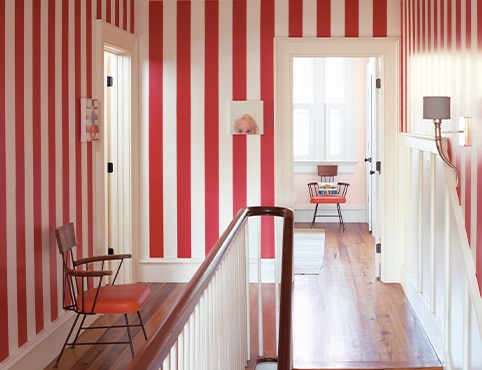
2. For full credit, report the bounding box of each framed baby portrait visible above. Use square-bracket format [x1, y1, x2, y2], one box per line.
[230, 100, 264, 135]
[80, 98, 100, 142]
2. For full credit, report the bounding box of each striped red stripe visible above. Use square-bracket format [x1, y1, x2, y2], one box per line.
[455, 0, 461, 49]
[115, 0, 120, 27]
[479, 0, 482, 49]
[373, 0, 387, 37]
[289, 0, 303, 37]
[75, 0, 83, 262]
[106, 0, 112, 23]
[97, 0, 102, 22]
[433, 0, 438, 50]
[427, 0, 432, 51]
[447, 0, 452, 49]
[0, 0, 8, 362]
[130, 0, 135, 33]
[123, 0, 128, 29]
[345, 0, 359, 37]
[204, 0, 220, 254]
[48, 0, 58, 322]
[176, 1, 192, 258]
[465, 0, 471, 49]
[32, 0, 44, 334]
[15, 0, 27, 347]
[86, 0, 94, 258]
[62, 2, 70, 225]
[260, 0, 275, 258]
[232, 0, 247, 217]
[317, 0, 331, 37]
[416, 0, 421, 52]
[149, 1, 164, 258]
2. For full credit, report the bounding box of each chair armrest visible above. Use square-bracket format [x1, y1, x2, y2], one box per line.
[67, 267, 113, 278]
[337, 182, 350, 197]
[74, 253, 132, 267]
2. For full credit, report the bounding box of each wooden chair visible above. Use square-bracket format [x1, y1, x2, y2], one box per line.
[53, 223, 150, 368]
[308, 165, 350, 230]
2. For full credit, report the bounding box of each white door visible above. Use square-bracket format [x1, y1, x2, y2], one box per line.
[365, 59, 376, 232]
[366, 58, 382, 278]
[104, 49, 132, 284]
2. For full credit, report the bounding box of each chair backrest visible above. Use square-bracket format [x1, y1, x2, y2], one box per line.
[317, 165, 338, 182]
[55, 222, 77, 255]
[55, 223, 79, 311]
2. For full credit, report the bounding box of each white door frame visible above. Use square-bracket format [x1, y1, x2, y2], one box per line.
[93, 20, 139, 282]
[275, 38, 400, 283]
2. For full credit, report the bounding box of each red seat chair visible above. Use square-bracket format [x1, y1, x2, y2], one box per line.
[308, 165, 350, 230]
[53, 223, 150, 368]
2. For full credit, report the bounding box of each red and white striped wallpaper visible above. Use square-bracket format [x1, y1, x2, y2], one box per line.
[400, 0, 482, 291]
[144, 0, 400, 263]
[4, 0, 445, 365]
[0, 0, 133, 363]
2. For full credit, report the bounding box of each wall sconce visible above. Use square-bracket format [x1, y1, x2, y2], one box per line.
[422, 96, 459, 186]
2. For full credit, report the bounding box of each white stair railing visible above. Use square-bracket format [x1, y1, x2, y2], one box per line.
[128, 206, 294, 370]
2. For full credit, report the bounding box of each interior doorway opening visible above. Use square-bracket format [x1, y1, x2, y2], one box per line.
[276, 38, 400, 283]
[93, 21, 139, 284]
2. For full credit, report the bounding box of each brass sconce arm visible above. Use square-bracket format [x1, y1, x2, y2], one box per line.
[433, 118, 460, 187]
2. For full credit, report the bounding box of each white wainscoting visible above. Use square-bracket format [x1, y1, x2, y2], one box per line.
[399, 134, 482, 369]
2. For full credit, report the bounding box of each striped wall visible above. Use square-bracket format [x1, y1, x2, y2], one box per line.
[141, 0, 401, 264]
[400, 0, 482, 291]
[0, 0, 134, 365]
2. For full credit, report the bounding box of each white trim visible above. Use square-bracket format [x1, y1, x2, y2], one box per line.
[274, 37, 400, 282]
[294, 206, 367, 224]
[401, 266, 445, 361]
[137, 258, 278, 284]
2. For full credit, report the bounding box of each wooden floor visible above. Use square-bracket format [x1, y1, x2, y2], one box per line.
[291, 223, 441, 370]
[45, 222, 442, 370]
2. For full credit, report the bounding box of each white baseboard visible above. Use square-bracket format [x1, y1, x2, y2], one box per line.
[400, 266, 445, 363]
[294, 206, 367, 224]
[138, 258, 277, 283]
[138, 258, 203, 282]
[0, 312, 96, 370]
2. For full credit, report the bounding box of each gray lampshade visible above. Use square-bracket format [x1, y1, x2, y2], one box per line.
[423, 96, 451, 119]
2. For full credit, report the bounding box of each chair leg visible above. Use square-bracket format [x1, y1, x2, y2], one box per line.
[311, 204, 318, 228]
[54, 313, 82, 368]
[336, 204, 345, 230]
[124, 313, 135, 358]
[137, 311, 148, 340]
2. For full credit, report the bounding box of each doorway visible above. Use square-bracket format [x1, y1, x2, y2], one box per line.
[93, 21, 139, 283]
[275, 38, 400, 283]
[291, 57, 376, 229]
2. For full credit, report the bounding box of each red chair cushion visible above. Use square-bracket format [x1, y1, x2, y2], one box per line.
[310, 195, 346, 204]
[77, 283, 150, 314]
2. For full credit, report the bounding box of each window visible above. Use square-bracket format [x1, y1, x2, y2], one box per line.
[292, 57, 355, 163]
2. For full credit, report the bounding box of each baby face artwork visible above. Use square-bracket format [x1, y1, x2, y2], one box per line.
[234, 114, 258, 135]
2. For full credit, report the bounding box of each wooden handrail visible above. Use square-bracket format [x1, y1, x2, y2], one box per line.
[128, 206, 294, 370]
